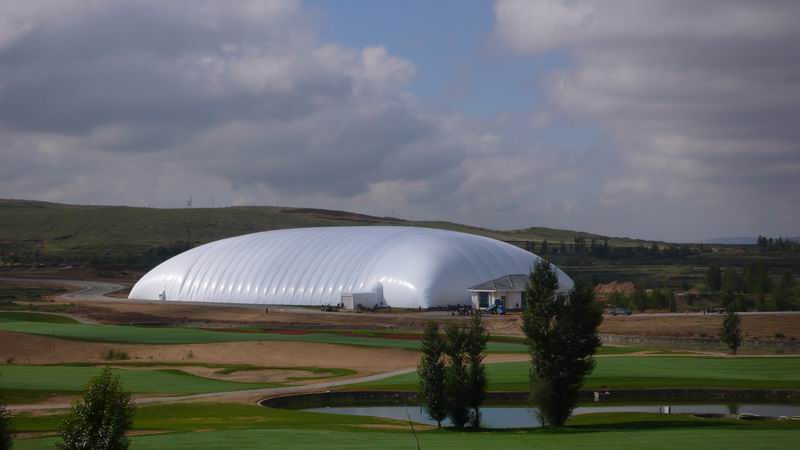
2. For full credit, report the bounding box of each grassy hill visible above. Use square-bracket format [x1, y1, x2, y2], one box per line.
[0, 199, 642, 268]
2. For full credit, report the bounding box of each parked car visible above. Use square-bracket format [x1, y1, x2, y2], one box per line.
[609, 306, 632, 316]
[706, 307, 726, 314]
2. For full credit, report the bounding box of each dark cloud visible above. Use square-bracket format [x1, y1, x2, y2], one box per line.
[2, 0, 796, 241]
[495, 0, 800, 239]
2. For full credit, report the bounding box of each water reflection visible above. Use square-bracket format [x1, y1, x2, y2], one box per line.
[304, 403, 800, 429]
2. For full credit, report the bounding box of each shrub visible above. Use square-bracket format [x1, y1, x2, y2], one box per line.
[102, 349, 129, 361]
[0, 401, 13, 450]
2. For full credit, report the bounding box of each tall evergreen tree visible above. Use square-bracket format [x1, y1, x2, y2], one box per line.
[464, 313, 489, 428]
[443, 323, 470, 428]
[57, 367, 135, 450]
[522, 260, 602, 427]
[417, 322, 447, 427]
[722, 268, 741, 294]
[706, 265, 722, 292]
[720, 304, 743, 355]
[539, 239, 549, 255]
[773, 273, 797, 311]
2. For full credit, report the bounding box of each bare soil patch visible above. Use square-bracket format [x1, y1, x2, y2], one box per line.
[7, 275, 800, 342]
[600, 314, 800, 340]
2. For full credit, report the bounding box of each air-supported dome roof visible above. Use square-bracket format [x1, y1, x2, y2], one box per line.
[129, 226, 573, 308]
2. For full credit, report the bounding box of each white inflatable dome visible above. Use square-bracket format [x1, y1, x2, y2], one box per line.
[129, 226, 573, 308]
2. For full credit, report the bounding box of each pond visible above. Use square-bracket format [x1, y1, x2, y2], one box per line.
[303, 403, 800, 428]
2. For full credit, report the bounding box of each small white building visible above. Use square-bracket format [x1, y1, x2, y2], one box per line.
[467, 274, 529, 311]
[341, 289, 385, 310]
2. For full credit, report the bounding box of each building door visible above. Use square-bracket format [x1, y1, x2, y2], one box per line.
[479, 292, 489, 308]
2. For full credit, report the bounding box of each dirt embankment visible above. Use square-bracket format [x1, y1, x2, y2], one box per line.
[0, 330, 416, 376]
[5, 273, 800, 341]
[599, 314, 800, 340]
[55, 299, 800, 341]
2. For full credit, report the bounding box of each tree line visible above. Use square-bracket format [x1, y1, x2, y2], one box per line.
[511, 237, 702, 260]
[756, 235, 800, 253]
[707, 264, 800, 311]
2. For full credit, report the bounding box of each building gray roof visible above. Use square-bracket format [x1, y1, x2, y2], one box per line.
[467, 274, 529, 292]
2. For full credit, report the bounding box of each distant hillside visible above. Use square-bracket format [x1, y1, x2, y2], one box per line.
[705, 236, 800, 245]
[704, 237, 758, 245]
[0, 199, 646, 268]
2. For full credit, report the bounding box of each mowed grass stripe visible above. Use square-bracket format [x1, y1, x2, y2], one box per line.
[12, 402, 800, 450]
[0, 318, 527, 352]
[16, 419, 800, 450]
[0, 365, 269, 395]
[0, 311, 79, 324]
[355, 356, 800, 391]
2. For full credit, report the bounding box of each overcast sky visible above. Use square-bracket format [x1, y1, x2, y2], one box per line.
[1, 0, 798, 242]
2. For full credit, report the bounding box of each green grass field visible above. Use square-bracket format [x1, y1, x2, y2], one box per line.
[11, 403, 800, 450]
[0, 312, 528, 352]
[354, 356, 800, 391]
[0, 311, 78, 324]
[0, 312, 681, 355]
[0, 362, 354, 403]
[0, 364, 271, 395]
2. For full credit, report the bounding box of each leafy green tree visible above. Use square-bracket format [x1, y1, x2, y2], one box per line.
[443, 323, 470, 428]
[522, 260, 603, 427]
[722, 268, 741, 293]
[631, 290, 650, 311]
[773, 273, 797, 311]
[720, 305, 743, 355]
[667, 292, 677, 312]
[417, 322, 448, 427]
[742, 262, 771, 294]
[607, 291, 629, 309]
[57, 367, 135, 450]
[0, 399, 12, 450]
[464, 313, 489, 428]
[721, 284, 737, 311]
[706, 265, 722, 292]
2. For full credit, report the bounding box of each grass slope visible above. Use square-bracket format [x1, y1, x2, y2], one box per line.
[0, 311, 78, 324]
[0, 314, 669, 354]
[0, 365, 271, 395]
[0, 199, 638, 265]
[12, 403, 800, 450]
[0, 316, 527, 352]
[355, 356, 800, 391]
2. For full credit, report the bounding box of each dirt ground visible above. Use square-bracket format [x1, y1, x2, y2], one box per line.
[4, 271, 800, 340]
[45, 298, 800, 341]
[599, 314, 800, 340]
